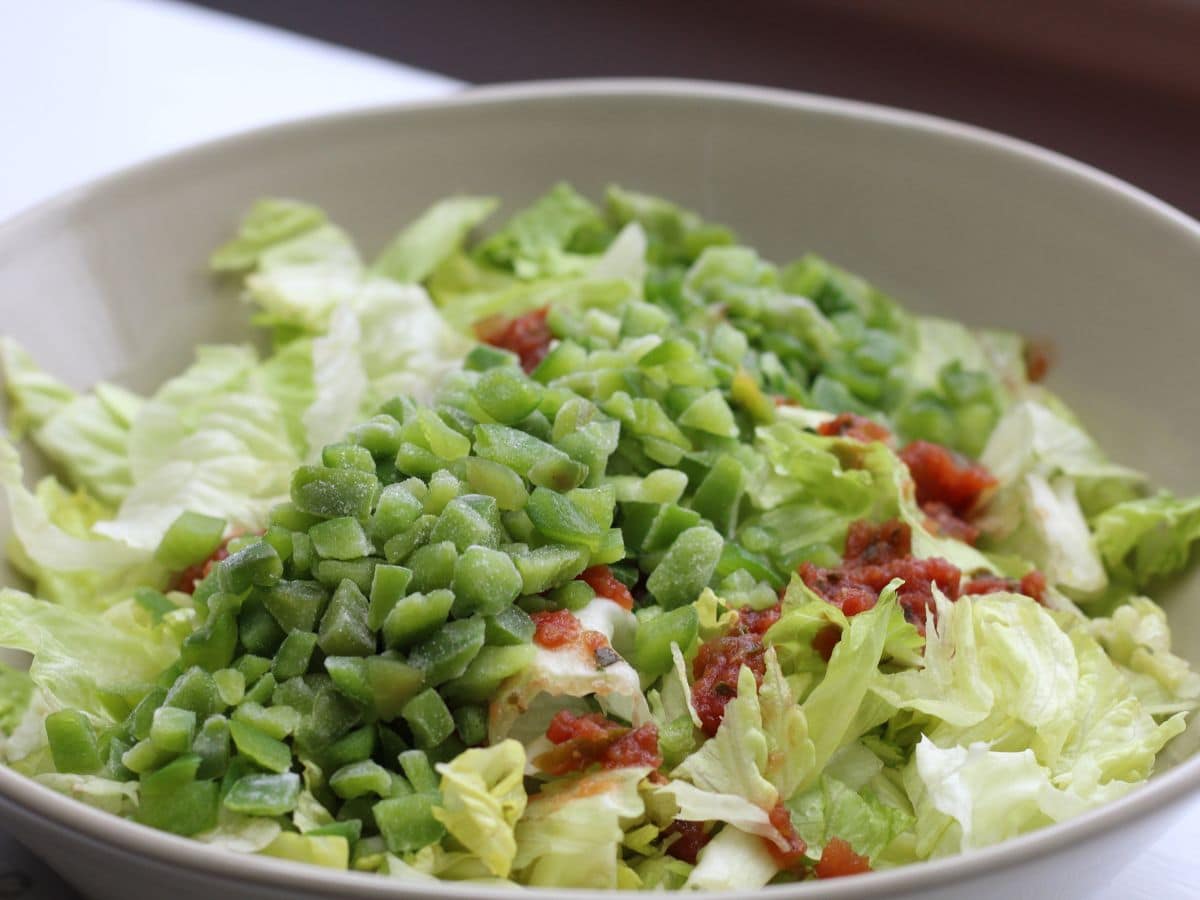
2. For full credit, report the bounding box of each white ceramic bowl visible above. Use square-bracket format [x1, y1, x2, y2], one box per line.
[0, 80, 1197, 900]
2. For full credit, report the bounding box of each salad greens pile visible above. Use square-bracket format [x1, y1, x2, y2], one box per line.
[1, 184, 1198, 890]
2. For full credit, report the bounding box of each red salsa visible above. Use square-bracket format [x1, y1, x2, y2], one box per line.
[765, 802, 808, 869]
[475, 306, 554, 373]
[691, 633, 767, 737]
[663, 820, 712, 864]
[531, 609, 581, 648]
[802, 519, 1048, 649]
[814, 837, 872, 878]
[578, 565, 634, 611]
[534, 710, 661, 775]
[174, 543, 230, 595]
[899, 440, 996, 545]
[817, 413, 894, 445]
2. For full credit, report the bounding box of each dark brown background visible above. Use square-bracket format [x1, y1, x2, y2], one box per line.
[188, 0, 1200, 217]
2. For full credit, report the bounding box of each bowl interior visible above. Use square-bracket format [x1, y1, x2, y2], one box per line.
[0, 82, 1198, 765]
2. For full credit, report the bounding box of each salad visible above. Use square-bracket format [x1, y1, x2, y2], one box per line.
[1, 184, 1198, 890]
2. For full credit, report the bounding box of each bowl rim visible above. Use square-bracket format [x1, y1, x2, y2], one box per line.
[1, 77, 1197, 898]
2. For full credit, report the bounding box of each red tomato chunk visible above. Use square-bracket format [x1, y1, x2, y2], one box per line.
[534, 710, 661, 775]
[1024, 338, 1055, 383]
[736, 602, 782, 636]
[475, 306, 553, 373]
[899, 440, 997, 546]
[963, 569, 1047, 605]
[692, 633, 767, 736]
[817, 413, 894, 445]
[802, 519, 1048, 641]
[801, 520, 961, 630]
[578, 565, 634, 610]
[174, 544, 230, 595]
[663, 820, 712, 864]
[814, 836, 872, 878]
[531, 609, 581, 648]
[765, 802, 808, 869]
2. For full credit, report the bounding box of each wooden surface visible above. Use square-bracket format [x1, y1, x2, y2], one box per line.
[186, 0, 1200, 218]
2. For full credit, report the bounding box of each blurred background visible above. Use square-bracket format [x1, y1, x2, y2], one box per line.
[189, 0, 1200, 216]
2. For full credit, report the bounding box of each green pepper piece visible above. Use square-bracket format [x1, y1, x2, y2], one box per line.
[400, 689, 454, 749]
[406, 541, 458, 594]
[45, 710, 102, 774]
[238, 594, 286, 656]
[397, 749, 439, 794]
[262, 580, 330, 634]
[309, 516, 374, 561]
[273, 631, 319, 681]
[322, 442, 376, 474]
[369, 484, 424, 545]
[429, 495, 502, 552]
[314, 558, 380, 595]
[483, 606, 535, 646]
[440, 645, 536, 705]
[382, 589, 454, 650]
[324, 656, 373, 707]
[646, 526, 724, 610]
[216, 540, 283, 594]
[126, 687, 167, 742]
[234, 655, 273, 686]
[307, 819, 364, 843]
[330, 760, 393, 800]
[324, 725, 376, 770]
[193, 715, 231, 780]
[224, 772, 301, 816]
[149, 706, 196, 754]
[512, 545, 590, 594]
[634, 605, 699, 681]
[154, 511, 226, 571]
[450, 546, 523, 617]
[526, 487, 605, 551]
[164, 667, 221, 720]
[347, 414, 404, 458]
[242, 672, 277, 707]
[291, 465, 379, 521]
[367, 564, 413, 631]
[135, 755, 219, 836]
[232, 702, 300, 741]
[317, 579, 375, 657]
[365, 656, 424, 721]
[459, 457, 528, 511]
[690, 455, 746, 537]
[373, 794, 445, 854]
[383, 514, 437, 565]
[453, 705, 488, 747]
[408, 617, 486, 686]
[181, 606, 238, 672]
[475, 367, 545, 424]
[229, 720, 292, 774]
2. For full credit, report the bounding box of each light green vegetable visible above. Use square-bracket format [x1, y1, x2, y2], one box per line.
[1, 183, 1196, 891]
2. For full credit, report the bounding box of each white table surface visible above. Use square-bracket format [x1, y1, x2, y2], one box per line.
[0, 0, 1195, 897]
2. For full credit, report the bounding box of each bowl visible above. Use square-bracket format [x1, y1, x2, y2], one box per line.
[0, 79, 1198, 900]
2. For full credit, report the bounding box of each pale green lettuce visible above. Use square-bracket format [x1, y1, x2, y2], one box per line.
[432, 740, 528, 879]
[372, 196, 498, 284]
[513, 766, 650, 889]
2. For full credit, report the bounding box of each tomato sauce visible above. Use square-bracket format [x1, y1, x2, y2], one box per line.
[765, 803, 808, 869]
[691, 633, 767, 736]
[578, 565, 634, 611]
[963, 569, 1047, 605]
[817, 413, 894, 445]
[1024, 339, 1055, 383]
[663, 820, 712, 864]
[898, 440, 996, 545]
[475, 306, 554, 373]
[174, 544, 230, 595]
[801, 520, 1048, 647]
[814, 837, 872, 878]
[534, 710, 661, 775]
[531, 609, 582, 648]
[800, 520, 962, 630]
[736, 603, 782, 636]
